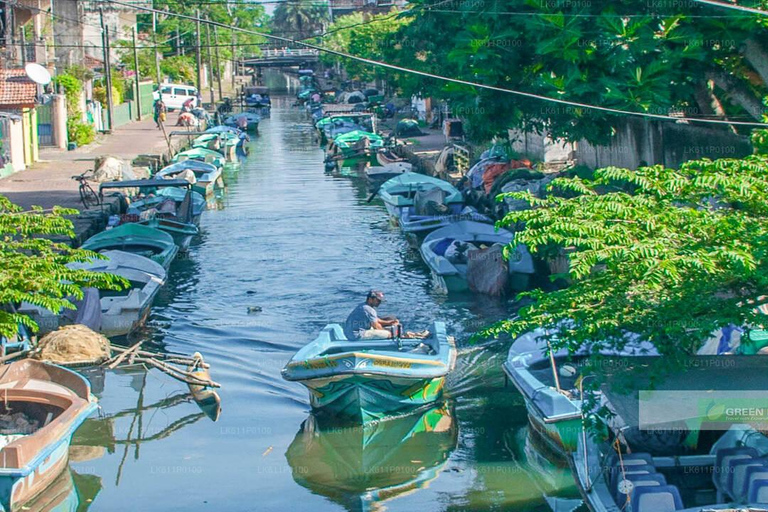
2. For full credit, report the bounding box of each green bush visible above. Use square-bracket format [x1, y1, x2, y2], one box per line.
[67, 119, 95, 147]
[93, 85, 122, 108]
[53, 73, 81, 115]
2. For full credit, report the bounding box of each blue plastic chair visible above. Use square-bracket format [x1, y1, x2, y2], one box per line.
[630, 485, 684, 512]
[748, 477, 768, 503]
[614, 472, 667, 506]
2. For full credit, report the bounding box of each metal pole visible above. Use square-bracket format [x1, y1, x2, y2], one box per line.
[99, 8, 114, 132]
[231, 20, 236, 90]
[152, 11, 161, 85]
[205, 17, 215, 105]
[132, 27, 142, 120]
[195, 10, 202, 96]
[213, 25, 223, 100]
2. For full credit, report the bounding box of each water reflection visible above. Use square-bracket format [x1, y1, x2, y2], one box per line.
[286, 404, 458, 512]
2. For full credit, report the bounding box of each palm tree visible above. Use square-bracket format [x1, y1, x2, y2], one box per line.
[271, 0, 328, 40]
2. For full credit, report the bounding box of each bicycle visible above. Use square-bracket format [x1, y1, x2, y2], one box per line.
[71, 170, 101, 209]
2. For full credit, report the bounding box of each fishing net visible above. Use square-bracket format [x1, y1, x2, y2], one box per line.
[34, 325, 111, 366]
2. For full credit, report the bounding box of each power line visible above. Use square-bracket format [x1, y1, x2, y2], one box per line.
[107, 0, 768, 127]
[690, 0, 768, 15]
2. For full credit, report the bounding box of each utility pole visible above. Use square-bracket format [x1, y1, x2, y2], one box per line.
[99, 8, 114, 132]
[213, 25, 223, 100]
[152, 11, 161, 85]
[195, 10, 202, 99]
[132, 27, 142, 120]
[205, 17, 215, 105]
[230, 21, 237, 91]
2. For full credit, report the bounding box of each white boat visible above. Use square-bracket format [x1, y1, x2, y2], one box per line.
[364, 162, 412, 191]
[68, 250, 166, 337]
[420, 220, 535, 293]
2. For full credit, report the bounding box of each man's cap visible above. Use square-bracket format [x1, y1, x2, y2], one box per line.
[367, 290, 385, 302]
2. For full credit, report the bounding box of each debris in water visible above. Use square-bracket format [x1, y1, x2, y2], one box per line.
[247, 306, 262, 314]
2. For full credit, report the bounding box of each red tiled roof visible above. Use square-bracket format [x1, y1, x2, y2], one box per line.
[84, 55, 104, 70]
[0, 68, 37, 107]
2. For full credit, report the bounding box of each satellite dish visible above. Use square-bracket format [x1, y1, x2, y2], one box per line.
[25, 63, 51, 85]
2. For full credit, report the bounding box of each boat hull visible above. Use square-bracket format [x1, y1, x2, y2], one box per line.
[301, 373, 447, 423]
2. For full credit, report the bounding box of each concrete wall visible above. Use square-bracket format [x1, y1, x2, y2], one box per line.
[52, 94, 68, 149]
[52, 0, 83, 69]
[8, 117, 26, 172]
[508, 118, 752, 170]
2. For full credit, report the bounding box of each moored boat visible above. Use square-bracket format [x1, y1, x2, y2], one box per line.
[502, 330, 656, 457]
[420, 220, 535, 293]
[282, 321, 456, 423]
[326, 130, 383, 168]
[0, 359, 96, 512]
[17, 289, 102, 336]
[224, 112, 260, 134]
[364, 162, 412, 191]
[81, 223, 178, 270]
[156, 160, 222, 200]
[100, 179, 200, 250]
[571, 356, 768, 512]
[377, 172, 475, 234]
[192, 133, 238, 163]
[68, 250, 166, 337]
[171, 148, 226, 172]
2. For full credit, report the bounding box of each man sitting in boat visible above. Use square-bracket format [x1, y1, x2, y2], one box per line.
[344, 290, 399, 340]
[344, 291, 428, 340]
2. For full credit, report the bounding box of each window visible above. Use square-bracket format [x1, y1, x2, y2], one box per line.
[173, 88, 188, 96]
[161, 87, 172, 94]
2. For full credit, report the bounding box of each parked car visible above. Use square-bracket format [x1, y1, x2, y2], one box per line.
[153, 83, 198, 111]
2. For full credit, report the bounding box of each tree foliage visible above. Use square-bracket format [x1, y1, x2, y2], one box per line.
[0, 196, 127, 338]
[484, 156, 768, 361]
[271, 0, 329, 40]
[322, 10, 411, 83]
[322, 0, 768, 143]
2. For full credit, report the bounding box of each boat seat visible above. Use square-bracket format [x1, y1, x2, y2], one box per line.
[610, 464, 656, 492]
[614, 472, 667, 506]
[749, 478, 768, 503]
[728, 459, 768, 501]
[714, 447, 759, 491]
[630, 484, 684, 512]
[742, 465, 768, 503]
[607, 452, 655, 467]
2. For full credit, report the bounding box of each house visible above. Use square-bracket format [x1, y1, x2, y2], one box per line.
[0, 69, 39, 173]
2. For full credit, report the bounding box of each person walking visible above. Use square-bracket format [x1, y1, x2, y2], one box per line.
[153, 98, 167, 129]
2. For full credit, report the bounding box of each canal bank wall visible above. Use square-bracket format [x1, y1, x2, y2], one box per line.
[0, 113, 189, 246]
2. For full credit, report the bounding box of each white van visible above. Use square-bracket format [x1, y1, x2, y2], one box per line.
[153, 83, 198, 111]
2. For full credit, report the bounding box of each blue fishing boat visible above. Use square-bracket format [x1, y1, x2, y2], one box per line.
[378, 173, 479, 234]
[0, 359, 96, 512]
[572, 356, 768, 512]
[224, 112, 260, 133]
[420, 220, 535, 293]
[156, 160, 222, 200]
[81, 223, 179, 270]
[206, 125, 249, 149]
[282, 322, 457, 423]
[171, 148, 226, 171]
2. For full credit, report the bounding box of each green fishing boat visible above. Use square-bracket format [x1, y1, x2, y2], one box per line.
[172, 147, 226, 171]
[282, 321, 456, 423]
[326, 130, 383, 169]
[81, 223, 179, 270]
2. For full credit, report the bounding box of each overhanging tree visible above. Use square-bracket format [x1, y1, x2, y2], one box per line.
[485, 155, 768, 362]
[0, 197, 126, 338]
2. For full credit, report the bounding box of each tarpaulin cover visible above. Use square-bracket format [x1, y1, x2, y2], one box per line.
[467, 244, 508, 296]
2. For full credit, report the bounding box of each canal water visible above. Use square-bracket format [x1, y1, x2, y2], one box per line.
[69, 97, 584, 511]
